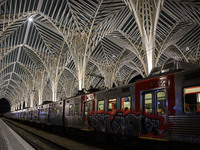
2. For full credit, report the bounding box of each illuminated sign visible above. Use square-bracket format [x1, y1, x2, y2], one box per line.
[185, 86, 200, 94]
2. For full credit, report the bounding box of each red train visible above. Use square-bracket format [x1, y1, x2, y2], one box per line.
[6, 61, 200, 143]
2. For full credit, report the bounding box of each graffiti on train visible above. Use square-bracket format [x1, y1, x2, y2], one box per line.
[87, 112, 167, 137]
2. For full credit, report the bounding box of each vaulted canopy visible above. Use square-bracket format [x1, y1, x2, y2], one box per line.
[0, 0, 199, 110]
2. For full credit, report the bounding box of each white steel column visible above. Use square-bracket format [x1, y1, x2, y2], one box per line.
[125, 0, 164, 75]
[18, 102, 20, 110]
[21, 101, 24, 109]
[24, 96, 28, 108]
[30, 92, 34, 107]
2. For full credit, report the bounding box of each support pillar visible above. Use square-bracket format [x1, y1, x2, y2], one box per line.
[51, 81, 58, 102]
[30, 93, 34, 107]
[18, 103, 21, 110]
[24, 96, 28, 108]
[125, 0, 164, 75]
[21, 101, 24, 109]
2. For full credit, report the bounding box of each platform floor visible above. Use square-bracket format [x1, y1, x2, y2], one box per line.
[0, 118, 34, 150]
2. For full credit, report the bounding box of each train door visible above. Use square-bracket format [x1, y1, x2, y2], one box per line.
[81, 93, 95, 127]
[143, 89, 167, 116]
[83, 100, 93, 120]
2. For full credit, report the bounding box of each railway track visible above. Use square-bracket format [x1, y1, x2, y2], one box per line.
[4, 118, 198, 150]
[3, 118, 151, 150]
[2, 118, 105, 150]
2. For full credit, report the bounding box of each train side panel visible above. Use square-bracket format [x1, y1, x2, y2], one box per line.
[64, 96, 82, 129]
[169, 68, 200, 143]
[48, 101, 63, 126]
[86, 84, 141, 136]
[37, 104, 49, 124]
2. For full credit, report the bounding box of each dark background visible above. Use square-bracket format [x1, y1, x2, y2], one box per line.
[0, 98, 10, 114]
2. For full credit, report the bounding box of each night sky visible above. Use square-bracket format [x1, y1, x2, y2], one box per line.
[0, 98, 10, 114]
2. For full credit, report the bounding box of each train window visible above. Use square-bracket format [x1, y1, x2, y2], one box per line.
[121, 97, 131, 111]
[184, 86, 200, 112]
[108, 98, 117, 112]
[69, 104, 73, 115]
[144, 93, 152, 114]
[98, 100, 104, 111]
[75, 103, 79, 115]
[157, 91, 166, 114]
[56, 108, 60, 116]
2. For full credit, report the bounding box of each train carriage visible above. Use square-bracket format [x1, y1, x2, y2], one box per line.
[169, 68, 200, 143]
[6, 61, 200, 144]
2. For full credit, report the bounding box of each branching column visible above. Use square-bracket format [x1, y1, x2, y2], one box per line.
[65, 2, 102, 90]
[51, 80, 59, 102]
[126, 0, 164, 75]
[27, 80, 35, 107]
[70, 34, 88, 90]
[48, 57, 63, 102]
[21, 101, 24, 109]
[30, 92, 34, 107]
[24, 95, 28, 108]
[100, 66, 114, 88]
[11, 104, 15, 111]
[18, 102, 21, 110]
[35, 70, 46, 105]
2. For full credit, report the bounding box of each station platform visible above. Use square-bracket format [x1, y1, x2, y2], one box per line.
[0, 118, 34, 150]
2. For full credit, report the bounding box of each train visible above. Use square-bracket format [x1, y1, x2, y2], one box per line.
[5, 60, 200, 144]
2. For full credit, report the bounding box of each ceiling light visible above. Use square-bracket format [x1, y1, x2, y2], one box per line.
[28, 17, 33, 22]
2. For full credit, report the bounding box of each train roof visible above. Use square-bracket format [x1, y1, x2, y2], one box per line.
[136, 60, 199, 82]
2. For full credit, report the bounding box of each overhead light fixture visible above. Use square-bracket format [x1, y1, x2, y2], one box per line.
[28, 17, 33, 22]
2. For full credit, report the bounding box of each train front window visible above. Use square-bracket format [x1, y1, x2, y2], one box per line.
[157, 91, 166, 114]
[184, 86, 200, 112]
[108, 98, 117, 112]
[98, 100, 104, 111]
[121, 97, 131, 111]
[144, 93, 152, 114]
